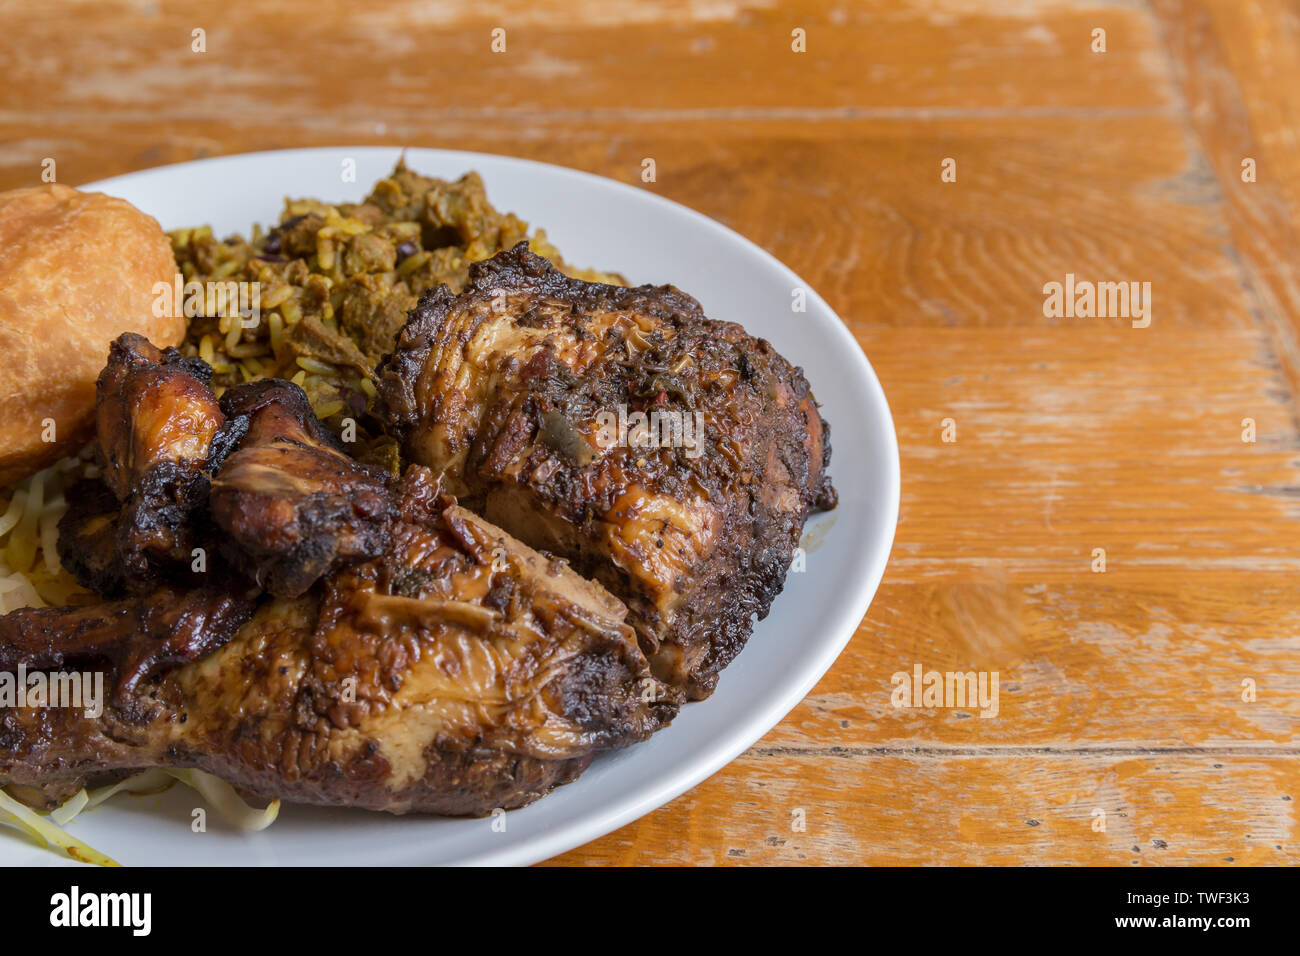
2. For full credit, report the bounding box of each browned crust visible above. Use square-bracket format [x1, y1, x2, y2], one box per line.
[0, 185, 182, 485]
[378, 243, 835, 699]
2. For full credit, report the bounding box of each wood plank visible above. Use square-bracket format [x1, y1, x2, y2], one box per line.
[545, 751, 1300, 865]
[0, 117, 1261, 331]
[0, 1, 1173, 119]
[754, 327, 1300, 749]
[769, 574, 1300, 751]
[1150, 0, 1300, 402]
[868, 328, 1300, 570]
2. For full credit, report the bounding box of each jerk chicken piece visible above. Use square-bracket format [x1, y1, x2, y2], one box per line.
[95, 333, 227, 503]
[0, 580, 258, 707]
[56, 478, 132, 595]
[61, 332, 392, 601]
[379, 243, 835, 700]
[209, 379, 394, 598]
[0, 467, 676, 814]
[59, 333, 235, 593]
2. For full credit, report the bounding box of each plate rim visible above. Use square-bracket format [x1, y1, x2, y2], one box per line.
[61, 146, 901, 866]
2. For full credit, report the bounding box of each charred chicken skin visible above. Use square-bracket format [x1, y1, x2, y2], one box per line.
[94, 333, 227, 504]
[1, 467, 673, 813]
[379, 243, 835, 699]
[0, 580, 258, 706]
[209, 379, 394, 598]
[60, 337, 391, 601]
[59, 333, 235, 593]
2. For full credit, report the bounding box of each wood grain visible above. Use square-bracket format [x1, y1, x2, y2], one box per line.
[0, 117, 1263, 331]
[1150, 0, 1300, 409]
[2, 0, 1298, 865]
[544, 752, 1298, 865]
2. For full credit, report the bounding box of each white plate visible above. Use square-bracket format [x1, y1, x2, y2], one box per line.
[6, 147, 899, 866]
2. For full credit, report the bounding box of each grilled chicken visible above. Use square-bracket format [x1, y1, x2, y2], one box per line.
[61, 335, 390, 601]
[95, 333, 228, 502]
[0, 467, 674, 813]
[379, 243, 835, 699]
[209, 379, 394, 598]
[57, 478, 133, 595]
[60, 333, 236, 593]
[0, 580, 258, 704]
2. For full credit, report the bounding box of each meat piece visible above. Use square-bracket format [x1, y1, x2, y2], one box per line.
[65, 334, 391, 599]
[0, 467, 676, 815]
[55, 479, 127, 595]
[95, 333, 226, 501]
[67, 335, 390, 600]
[0, 579, 257, 703]
[209, 379, 395, 598]
[379, 243, 835, 700]
[62, 333, 236, 592]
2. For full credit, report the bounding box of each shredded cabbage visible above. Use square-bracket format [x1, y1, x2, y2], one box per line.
[165, 769, 281, 831]
[0, 787, 121, 867]
[53, 769, 176, 826]
[49, 789, 88, 826]
[87, 770, 175, 808]
[0, 768, 281, 865]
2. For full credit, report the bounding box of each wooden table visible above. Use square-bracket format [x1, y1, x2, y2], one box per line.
[4, 0, 1297, 866]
